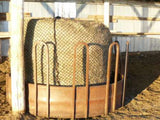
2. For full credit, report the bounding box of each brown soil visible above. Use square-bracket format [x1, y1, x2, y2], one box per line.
[0, 51, 160, 119]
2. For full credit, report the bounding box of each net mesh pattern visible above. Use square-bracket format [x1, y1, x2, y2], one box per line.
[24, 18, 112, 86]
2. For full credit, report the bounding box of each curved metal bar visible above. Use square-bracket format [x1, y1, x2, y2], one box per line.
[122, 41, 129, 106]
[33, 41, 50, 117]
[114, 41, 123, 78]
[105, 42, 120, 115]
[73, 42, 89, 119]
[112, 42, 120, 112]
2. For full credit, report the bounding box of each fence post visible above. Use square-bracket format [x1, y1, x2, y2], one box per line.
[0, 39, 2, 63]
[104, 1, 110, 28]
[10, 0, 25, 114]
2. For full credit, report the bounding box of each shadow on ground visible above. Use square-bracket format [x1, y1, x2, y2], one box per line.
[123, 51, 160, 104]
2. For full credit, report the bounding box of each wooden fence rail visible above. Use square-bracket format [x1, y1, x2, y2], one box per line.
[0, 13, 31, 21]
[88, 15, 160, 22]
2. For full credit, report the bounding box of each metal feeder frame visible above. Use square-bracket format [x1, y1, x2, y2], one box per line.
[6, 41, 129, 119]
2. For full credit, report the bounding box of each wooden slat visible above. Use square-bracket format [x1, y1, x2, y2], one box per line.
[0, 13, 10, 21]
[88, 15, 104, 19]
[0, 13, 31, 21]
[112, 16, 160, 21]
[2, 31, 159, 38]
[76, 18, 117, 23]
[24, 0, 104, 3]
[88, 15, 117, 22]
[24, 13, 31, 17]
[88, 15, 160, 22]
[0, 32, 11, 39]
[5, 14, 158, 23]
[76, 18, 103, 22]
[111, 32, 160, 36]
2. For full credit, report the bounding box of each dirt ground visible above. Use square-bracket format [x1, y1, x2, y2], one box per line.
[0, 51, 160, 120]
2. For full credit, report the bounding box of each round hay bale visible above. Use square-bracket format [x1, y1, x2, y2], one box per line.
[24, 18, 112, 86]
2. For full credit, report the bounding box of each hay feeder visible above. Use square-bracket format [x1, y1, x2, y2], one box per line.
[6, 18, 129, 119]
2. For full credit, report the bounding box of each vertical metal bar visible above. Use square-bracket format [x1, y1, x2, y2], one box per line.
[46, 44, 50, 118]
[72, 44, 76, 119]
[73, 42, 89, 119]
[33, 43, 38, 116]
[114, 41, 123, 77]
[105, 42, 119, 115]
[112, 43, 120, 112]
[122, 41, 129, 106]
[33, 41, 50, 117]
[105, 43, 112, 115]
[84, 44, 89, 118]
